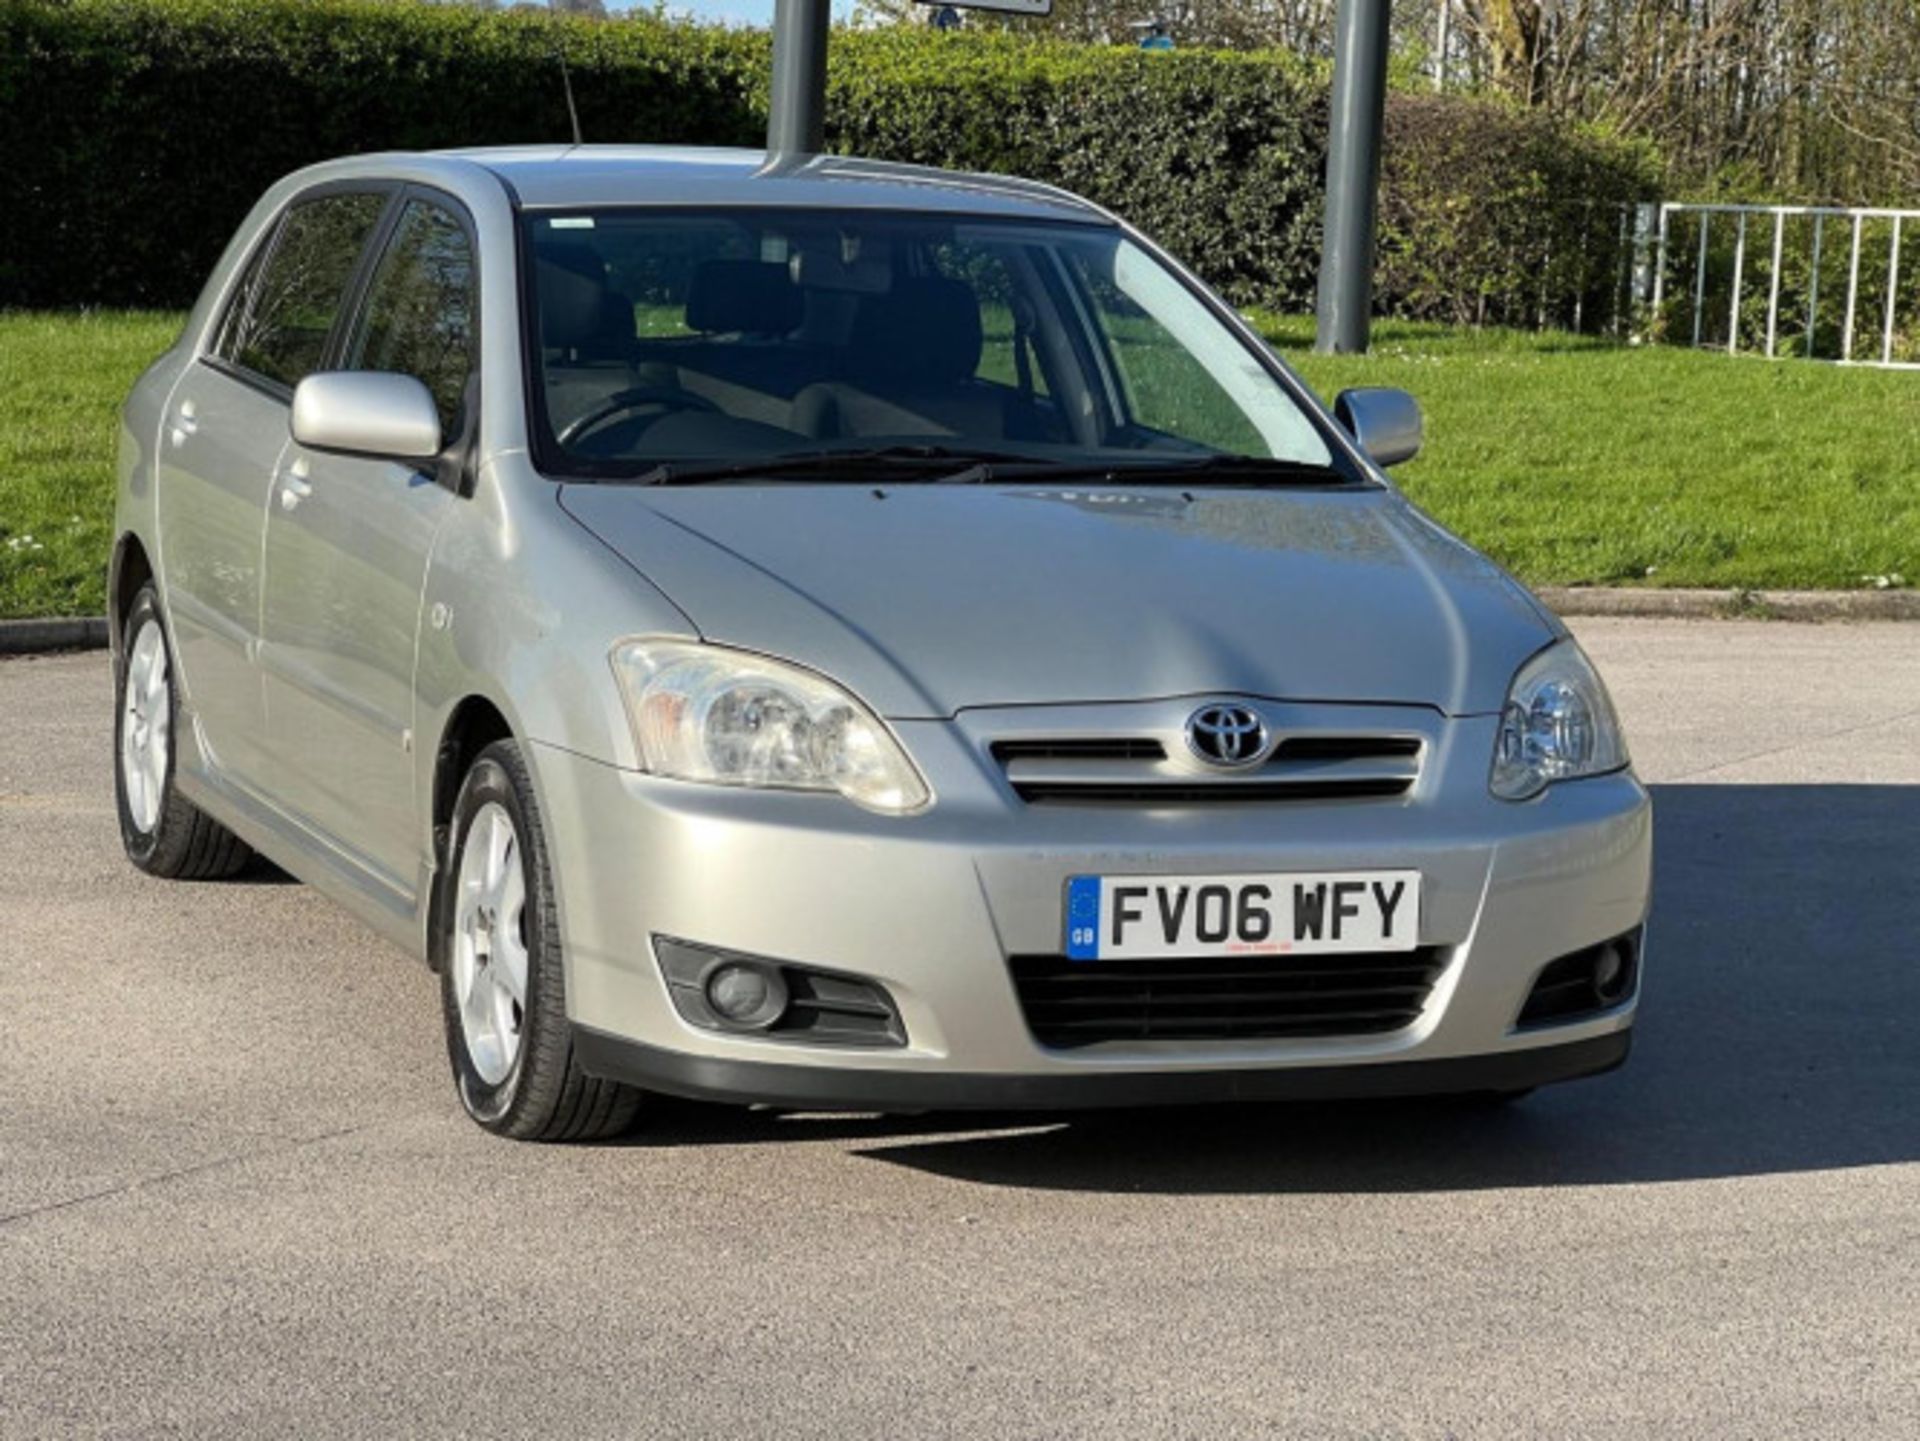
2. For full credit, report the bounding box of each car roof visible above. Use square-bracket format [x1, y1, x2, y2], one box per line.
[435, 144, 1113, 224]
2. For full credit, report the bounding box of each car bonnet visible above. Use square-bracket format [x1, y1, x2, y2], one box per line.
[558, 481, 1557, 720]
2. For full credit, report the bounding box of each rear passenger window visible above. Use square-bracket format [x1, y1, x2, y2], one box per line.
[346, 198, 477, 434]
[227, 192, 386, 389]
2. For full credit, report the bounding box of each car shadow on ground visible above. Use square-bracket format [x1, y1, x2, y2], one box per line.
[234, 855, 298, 884]
[633, 784, 1920, 1193]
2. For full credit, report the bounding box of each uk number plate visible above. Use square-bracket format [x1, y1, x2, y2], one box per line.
[1064, 871, 1422, 961]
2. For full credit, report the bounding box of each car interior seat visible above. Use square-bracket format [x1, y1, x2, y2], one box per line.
[792, 276, 1011, 441]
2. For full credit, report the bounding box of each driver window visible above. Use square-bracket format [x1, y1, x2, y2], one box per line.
[346, 198, 477, 436]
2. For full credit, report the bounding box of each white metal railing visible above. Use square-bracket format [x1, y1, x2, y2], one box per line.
[1649, 202, 1920, 370]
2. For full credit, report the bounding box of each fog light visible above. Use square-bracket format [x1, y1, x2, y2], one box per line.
[703, 960, 788, 1030]
[1592, 943, 1630, 1004]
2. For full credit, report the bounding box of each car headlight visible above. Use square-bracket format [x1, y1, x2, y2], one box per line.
[1489, 640, 1629, 801]
[610, 639, 931, 814]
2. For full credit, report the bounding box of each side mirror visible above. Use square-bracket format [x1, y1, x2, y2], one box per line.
[1333, 387, 1422, 469]
[291, 371, 442, 461]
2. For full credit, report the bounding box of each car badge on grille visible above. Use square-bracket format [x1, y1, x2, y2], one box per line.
[1185, 704, 1270, 768]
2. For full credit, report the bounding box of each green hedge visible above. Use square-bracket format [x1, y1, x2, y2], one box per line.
[1378, 96, 1659, 329]
[0, 0, 1657, 319]
[826, 33, 1330, 314]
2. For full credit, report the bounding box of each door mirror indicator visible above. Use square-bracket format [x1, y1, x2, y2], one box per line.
[1333, 387, 1422, 469]
[290, 371, 442, 461]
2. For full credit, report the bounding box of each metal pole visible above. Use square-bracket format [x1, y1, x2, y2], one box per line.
[1807, 213, 1824, 357]
[1844, 213, 1862, 363]
[1727, 211, 1746, 354]
[1765, 210, 1784, 358]
[1613, 204, 1631, 335]
[768, 0, 830, 157]
[1315, 0, 1392, 355]
[1572, 209, 1589, 334]
[1537, 231, 1553, 331]
[1884, 216, 1902, 365]
[1692, 211, 1710, 348]
[1651, 204, 1670, 318]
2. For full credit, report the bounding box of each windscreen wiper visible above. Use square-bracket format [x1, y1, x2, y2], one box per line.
[606, 446, 1348, 489]
[932, 453, 1351, 487]
[619, 445, 1048, 487]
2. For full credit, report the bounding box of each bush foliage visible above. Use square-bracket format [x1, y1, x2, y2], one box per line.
[1377, 96, 1658, 329]
[0, 0, 1657, 317]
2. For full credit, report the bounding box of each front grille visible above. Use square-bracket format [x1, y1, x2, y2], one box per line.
[1273, 736, 1422, 762]
[1009, 777, 1412, 805]
[994, 731, 1423, 806]
[991, 738, 1167, 764]
[1009, 948, 1446, 1048]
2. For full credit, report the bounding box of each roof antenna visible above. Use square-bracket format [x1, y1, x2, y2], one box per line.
[558, 43, 584, 147]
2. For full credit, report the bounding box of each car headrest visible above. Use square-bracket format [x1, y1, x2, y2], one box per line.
[537, 246, 634, 360]
[850, 276, 983, 387]
[684, 259, 805, 335]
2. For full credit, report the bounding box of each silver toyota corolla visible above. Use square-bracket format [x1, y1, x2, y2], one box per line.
[112, 147, 1650, 1140]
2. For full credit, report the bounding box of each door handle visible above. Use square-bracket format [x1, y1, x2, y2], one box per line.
[278, 459, 313, 511]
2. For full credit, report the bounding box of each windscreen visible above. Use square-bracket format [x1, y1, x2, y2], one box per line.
[523, 209, 1341, 479]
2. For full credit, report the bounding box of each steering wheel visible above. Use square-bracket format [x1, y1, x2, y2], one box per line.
[558, 386, 720, 449]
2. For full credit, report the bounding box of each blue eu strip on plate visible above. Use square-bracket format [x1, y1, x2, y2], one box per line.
[1065, 875, 1101, 960]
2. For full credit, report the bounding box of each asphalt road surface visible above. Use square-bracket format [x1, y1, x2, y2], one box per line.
[3, 618, 1917, 1439]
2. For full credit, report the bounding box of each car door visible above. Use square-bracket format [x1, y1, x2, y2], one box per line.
[155, 188, 389, 785]
[258, 190, 476, 901]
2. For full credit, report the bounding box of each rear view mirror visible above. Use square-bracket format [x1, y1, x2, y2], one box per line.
[1333, 387, 1422, 469]
[291, 371, 442, 461]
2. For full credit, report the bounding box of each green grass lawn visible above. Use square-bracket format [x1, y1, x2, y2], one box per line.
[1, 311, 182, 618]
[1267, 315, 1919, 593]
[2, 308, 1915, 617]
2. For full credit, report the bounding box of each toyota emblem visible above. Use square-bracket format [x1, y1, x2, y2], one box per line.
[1185, 704, 1269, 767]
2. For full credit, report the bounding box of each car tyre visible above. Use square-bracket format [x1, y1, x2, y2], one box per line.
[114, 584, 254, 879]
[438, 740, 643, 1141]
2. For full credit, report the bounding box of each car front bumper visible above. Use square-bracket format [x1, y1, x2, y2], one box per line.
[531, 714, 1651, 1111]
[571, 1025, 1630, 1110]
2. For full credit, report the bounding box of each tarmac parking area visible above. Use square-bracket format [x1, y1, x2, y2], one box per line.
[1, 618, 1916, 1438]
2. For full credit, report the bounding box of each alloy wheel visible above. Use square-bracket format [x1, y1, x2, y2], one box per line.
[452, 801, 530, 1085]
[119, 616, 171, 835]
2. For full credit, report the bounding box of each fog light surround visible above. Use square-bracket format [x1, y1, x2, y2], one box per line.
[1515, 928, 1643, 1030]
[652, 936, 908, 1048]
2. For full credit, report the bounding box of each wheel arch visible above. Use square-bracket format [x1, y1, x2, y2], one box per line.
[425, 694, 517, 971]
[108, 531, 156, 657]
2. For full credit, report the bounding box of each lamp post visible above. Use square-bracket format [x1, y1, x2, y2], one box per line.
[768, 0, 831, 156]
[769, 0, 1052, 157]
[1314, 0, 1392, 354]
